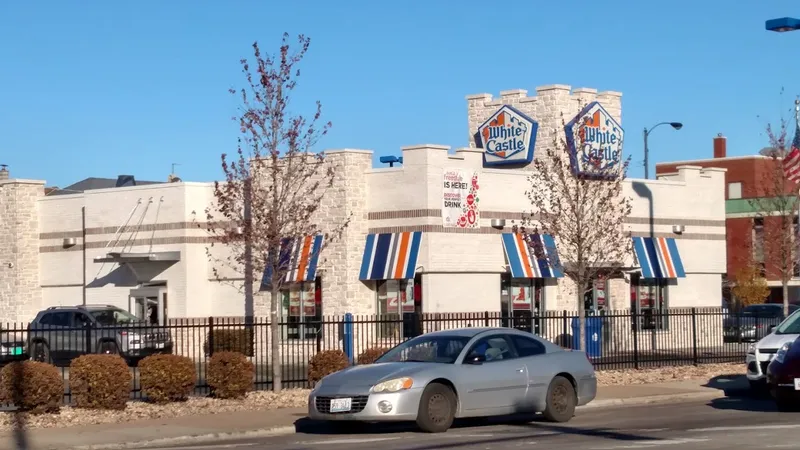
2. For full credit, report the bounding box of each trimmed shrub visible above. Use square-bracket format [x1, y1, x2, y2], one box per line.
[308, 350, 349, 387]
[139, 354, 196, 403]
[207, 351, 254, 399]
[70, 354, 131, 410]
[203, 328, 255, 357]
[357, 347, 390, 365]
[0, 361, 63, 414]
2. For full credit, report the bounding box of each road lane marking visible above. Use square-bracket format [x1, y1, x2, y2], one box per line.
[688, 424, 800, 433]
[590, 438, 710, 449]
[296, 437, 402, 445]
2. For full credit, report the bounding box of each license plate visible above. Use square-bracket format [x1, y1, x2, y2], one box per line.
[155, 343, 165, 349]
[329, 398, 352, 413]
[794, 379, 800, 391]
[12, 347, 22, 356]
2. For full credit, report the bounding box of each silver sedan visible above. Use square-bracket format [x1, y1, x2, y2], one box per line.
[308, 327, 597, 433]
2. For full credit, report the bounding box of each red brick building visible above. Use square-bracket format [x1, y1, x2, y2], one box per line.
[656, 135, 799, 304]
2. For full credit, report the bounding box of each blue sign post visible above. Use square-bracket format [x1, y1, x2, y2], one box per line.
[343, 313, 354, 364]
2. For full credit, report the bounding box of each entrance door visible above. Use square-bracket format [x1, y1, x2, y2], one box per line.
[501, 275, 544, 335]
[129, 286, 168, 325]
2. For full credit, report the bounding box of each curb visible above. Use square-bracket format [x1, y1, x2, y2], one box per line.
[68, 391, 735, 449]
[578, 390, 728, 409]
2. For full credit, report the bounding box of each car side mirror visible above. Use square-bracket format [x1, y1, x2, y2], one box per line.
[465, 353, 486, 365]
[769, 325, 777, 334]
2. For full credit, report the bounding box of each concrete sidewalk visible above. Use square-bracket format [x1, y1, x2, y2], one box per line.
[0, 375, 749, 450]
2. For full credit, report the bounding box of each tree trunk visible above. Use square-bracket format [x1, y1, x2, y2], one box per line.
[576, 286, 586, 351]
[783, 280, 790, 317]
[271, 288, 282, 392]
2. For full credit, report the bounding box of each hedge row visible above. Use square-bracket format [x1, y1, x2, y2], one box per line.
[0, 352, 254, 414]
[0, 345, 389, 413]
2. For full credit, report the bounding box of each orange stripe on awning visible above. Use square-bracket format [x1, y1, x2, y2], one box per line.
[393, 232, 410, 279]
[657, 237, 675, 278]
[514, 233, 533, 278]
[295, 236, 312, 283]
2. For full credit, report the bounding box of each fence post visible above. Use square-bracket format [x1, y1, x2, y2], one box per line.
[632, 311, 640, 370]
[207, 316, 215, 358]
[484, 311, 490, 327]
[85, 321, 92, 354]
[343, 313, 354, 364]
[691, 308, 698, 365]
[562, 311, 568, 347]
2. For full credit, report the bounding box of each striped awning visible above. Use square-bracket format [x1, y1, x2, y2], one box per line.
[359, 231, 422, 281]
[261, 235, 324, 287]
[501, 233, 564, 278]
[632, 236, 686, 279]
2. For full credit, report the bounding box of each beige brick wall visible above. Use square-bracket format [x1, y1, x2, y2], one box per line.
[0, 179, 45, 322]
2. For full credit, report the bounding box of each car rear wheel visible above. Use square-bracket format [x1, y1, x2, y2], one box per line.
[99, 341, 119, 355]
[542, 376, 576, 423]
[416, 382, 456, 433]
[30, 342, 51, 364]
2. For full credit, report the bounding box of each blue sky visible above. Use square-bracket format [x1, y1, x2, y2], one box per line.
[2, 1, 800, 187]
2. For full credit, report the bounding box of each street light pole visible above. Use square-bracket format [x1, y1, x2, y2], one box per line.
[643, 121, 683, 179]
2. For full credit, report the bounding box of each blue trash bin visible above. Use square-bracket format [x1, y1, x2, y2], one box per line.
[571, 317, 603, 358]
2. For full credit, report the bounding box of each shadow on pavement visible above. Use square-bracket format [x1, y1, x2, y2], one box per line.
[294, 415, 663, 448]
[703, 374, 780, 412]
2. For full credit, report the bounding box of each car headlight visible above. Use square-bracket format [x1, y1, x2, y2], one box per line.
[371, 377, 413, 393]
[775, 342, 793, 364]
[747, 343, 756, 354]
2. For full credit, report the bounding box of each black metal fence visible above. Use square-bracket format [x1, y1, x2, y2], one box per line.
[0, 307, 757, 402]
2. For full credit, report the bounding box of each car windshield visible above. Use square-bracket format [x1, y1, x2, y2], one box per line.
[775, 310, 800, 335]
[740, 305, 782, 318]
[89, 308, 139, 326]
[375, 335, 471, 364]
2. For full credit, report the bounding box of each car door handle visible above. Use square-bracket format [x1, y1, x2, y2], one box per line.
[516, 368, 525, 373]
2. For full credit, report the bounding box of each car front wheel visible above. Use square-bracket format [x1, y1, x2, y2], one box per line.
[30, 342, 51, 364]
[416, 382, 456, 433]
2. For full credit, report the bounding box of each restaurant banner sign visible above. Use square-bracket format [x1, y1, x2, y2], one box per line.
[442, 168, 480, 228]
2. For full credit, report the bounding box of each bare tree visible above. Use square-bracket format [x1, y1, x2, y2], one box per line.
[750, 120, 799, 316]
[515, 106, 632, 351]
[205, 34, 350, 392]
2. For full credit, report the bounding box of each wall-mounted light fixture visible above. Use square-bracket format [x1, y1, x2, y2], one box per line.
[672, 224, 685, 235]
[491, 218, 506, 229]
[63, 237, 77, 248]
[234, 226, 244, 235]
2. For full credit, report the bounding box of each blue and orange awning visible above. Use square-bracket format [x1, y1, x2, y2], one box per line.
[261, 235, 324, 287]
[632, 236, 686, 279]
[359, 231, 423, 281]
[501, 233, 564, 279]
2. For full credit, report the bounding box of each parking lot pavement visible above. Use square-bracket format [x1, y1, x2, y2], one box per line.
[138, 394, 798, 450]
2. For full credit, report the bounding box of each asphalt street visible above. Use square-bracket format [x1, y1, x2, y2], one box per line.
[141, 394, 800, 450]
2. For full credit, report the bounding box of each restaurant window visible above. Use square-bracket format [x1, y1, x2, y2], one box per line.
[630, 273, 669, 331]
[500, 274, 544, 335]
[727, 182, 742, 200]
[376, 278, 421, 339]
[794, 216, 800, 278]
[753, 216, 765, 264]
[584, 277, 608, 314]
[281, 277, 322, 340]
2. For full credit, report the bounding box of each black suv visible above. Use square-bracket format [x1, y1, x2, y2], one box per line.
[27, 305, 173, 365]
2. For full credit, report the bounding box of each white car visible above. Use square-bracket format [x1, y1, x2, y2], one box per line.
[746, 309, 800, 389]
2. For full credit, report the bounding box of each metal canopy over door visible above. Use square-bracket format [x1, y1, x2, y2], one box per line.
[129, 285, 168, 325]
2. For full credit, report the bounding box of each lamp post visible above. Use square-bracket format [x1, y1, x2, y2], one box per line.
[766, 17, 800, 32]
[643, 122, 683, 179]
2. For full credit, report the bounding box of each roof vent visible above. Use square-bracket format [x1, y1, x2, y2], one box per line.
[115, 175, 136, 187]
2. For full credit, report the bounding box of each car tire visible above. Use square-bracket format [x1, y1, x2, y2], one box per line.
[542, 376, 577, 423]
[775, 396, 796, 412]
[416, 382, 457, 433]
[749, 379, 767, 393]
[99, 341, 119, 356]
[30, 342, 51, 364]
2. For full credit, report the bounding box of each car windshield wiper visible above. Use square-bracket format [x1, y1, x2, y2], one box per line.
[404, 358, 431, 363]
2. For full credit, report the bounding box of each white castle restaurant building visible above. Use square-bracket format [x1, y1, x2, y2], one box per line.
[0, 84, 726, 351]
